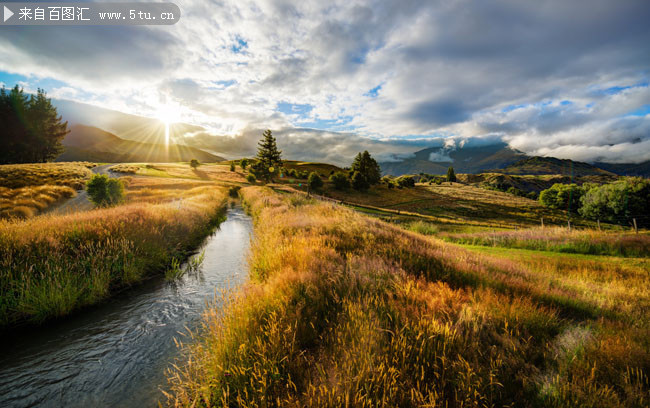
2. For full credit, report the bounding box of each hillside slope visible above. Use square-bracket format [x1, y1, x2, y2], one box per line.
[57, 125, 223, 163]
[496, 156, 614, 176]
[380, 143, 527, 175]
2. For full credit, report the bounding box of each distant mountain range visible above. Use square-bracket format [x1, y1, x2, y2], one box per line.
[57, 125, 223, 163]
[380, 143, 650, 177]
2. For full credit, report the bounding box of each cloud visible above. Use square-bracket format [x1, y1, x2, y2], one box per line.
[0, 0, 648, 163]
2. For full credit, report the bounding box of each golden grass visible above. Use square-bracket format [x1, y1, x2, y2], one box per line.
[0, 185, 76, 219]
[111, 163, 248, 184]
[0, 179, 229, 326]
[166, 187, 649, 407]
[0, 162, 96, 189]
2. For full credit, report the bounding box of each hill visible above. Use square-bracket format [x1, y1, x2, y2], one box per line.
[593, 160, 650, 177]
[380, 142, 527, 175]
[496, 156, 615, 176]
[57, 125, 223, 163]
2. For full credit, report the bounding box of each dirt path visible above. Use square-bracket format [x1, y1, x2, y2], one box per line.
[49, 164, 118, 215]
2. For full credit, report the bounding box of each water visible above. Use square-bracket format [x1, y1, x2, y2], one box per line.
[0, 206, 253, 408]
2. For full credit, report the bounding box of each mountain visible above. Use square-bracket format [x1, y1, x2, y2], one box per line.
[592, 160, 650, 177]
[495, 156, 615, 177]
[380, 142, 527, 175]
[57, 125, 223, 163]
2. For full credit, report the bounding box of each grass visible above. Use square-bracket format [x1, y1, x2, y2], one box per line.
[0, 162, 96, 189]
[111, 162, 248, 184]
[443, 227, 650, 258]
[0, 177, 229, 327]
[0, 185, 76, 219]
[166, 187, 649, 407]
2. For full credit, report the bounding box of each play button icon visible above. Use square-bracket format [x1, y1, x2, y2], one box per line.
[3, 6, 14, 22]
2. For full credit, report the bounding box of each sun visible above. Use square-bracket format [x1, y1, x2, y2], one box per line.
[154, 104, 180, 147]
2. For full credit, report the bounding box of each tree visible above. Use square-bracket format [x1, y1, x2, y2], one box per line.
[329, 171, 350, 190]
[190, 159, 200, 169]
[246, 173, 256, 184]
[579, 178, 650, 226]
[230, 162, 236, 172]
[308, 172, 323, 192]
[0, 85, 69, 164]
[253, 129, 283, 182]
[539, 183, 583, 214]
[396, 175, 416, 188]
[446, 167, 456, 183]
[240, 158, 249, 170]
[87, 174, 124, 206]
[351, 171, 369, 191]
[351, 151, 381, 185]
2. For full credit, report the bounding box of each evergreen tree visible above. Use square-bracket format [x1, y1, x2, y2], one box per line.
[446, 166, 456, 183]
[351, 151, 381, 185]
[0, 85, 69, 164]
[351, 171, 369, 191]
[253, 129, 282, 181]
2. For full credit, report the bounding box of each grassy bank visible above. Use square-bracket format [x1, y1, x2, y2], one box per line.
[0, 183, 228, 327]
[166, 187, 648, 407]
[442, 227, 650, 258]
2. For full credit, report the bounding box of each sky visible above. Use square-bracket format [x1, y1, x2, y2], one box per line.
[1, 0, 649, 164]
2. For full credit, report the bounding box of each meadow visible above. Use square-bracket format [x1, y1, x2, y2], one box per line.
[0, 162, 96, 219]
[0, 175, 229, 327]
[166, 186, 649, 407]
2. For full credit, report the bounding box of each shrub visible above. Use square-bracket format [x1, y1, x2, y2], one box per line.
[228, 186, 241, 198]
[351, 171, 369, 191]
[190, 159, 200, 169]
[246, 174, 257, 184]
[396, 175, 416, 188]
[308, 172, 323, 191]
[230, 162, 236, 172]
[329, 171, 350, 190]
[87, 174, 124, 207]
[240, 158, 248, 170]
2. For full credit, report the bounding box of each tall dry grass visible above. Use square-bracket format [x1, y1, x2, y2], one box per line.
[0, 162, 95, 189]
[166, 187, 648, 407]
[0, 185, 76, 219]
[0, 185, 228, 327]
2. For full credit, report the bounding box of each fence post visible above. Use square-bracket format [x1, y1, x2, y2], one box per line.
[567, 220, 571, 232]
[541, 217, 544, 228]
[597, 219, 601, 231]
[633, 218, 638, 234]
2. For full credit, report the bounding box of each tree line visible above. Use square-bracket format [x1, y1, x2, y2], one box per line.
[0, 85, 69, 164]
[539, 178, 650, 227]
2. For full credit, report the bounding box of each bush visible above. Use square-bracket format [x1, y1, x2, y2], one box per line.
[506, 187, 526, 197]
[329, 171, 350, 190]
[86, 174, 124, 206]
[240, 158, 248, 170]
[396, 175, 416, 188]
[230, 162, 236, 172]
[308, 172, 323, 191]
[246, 174, 256, 184]
[351, 171, 369, 191]
[190, 159, 200, 169]
[228, 186, 241, 198]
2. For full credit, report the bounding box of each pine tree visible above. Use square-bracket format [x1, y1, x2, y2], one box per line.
[253, 129, 282, 181]
[351, 150, 381, 185]
[447, 166, 456, 183]
[0, 85, 69, 164]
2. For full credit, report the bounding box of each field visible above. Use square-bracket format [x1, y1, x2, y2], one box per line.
[111, 162, 247, 184]
[166, 186, 649, 407]
[0, 173, 229, 327]
[0, 162, 96, 219]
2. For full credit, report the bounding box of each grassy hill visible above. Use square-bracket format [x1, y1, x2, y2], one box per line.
[457, 172, 618, 193]
[492, 156, 614, 176]
[57, 125, 223, 163]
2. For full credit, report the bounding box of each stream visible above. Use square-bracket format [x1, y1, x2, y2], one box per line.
[0, 206, 253, 407]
